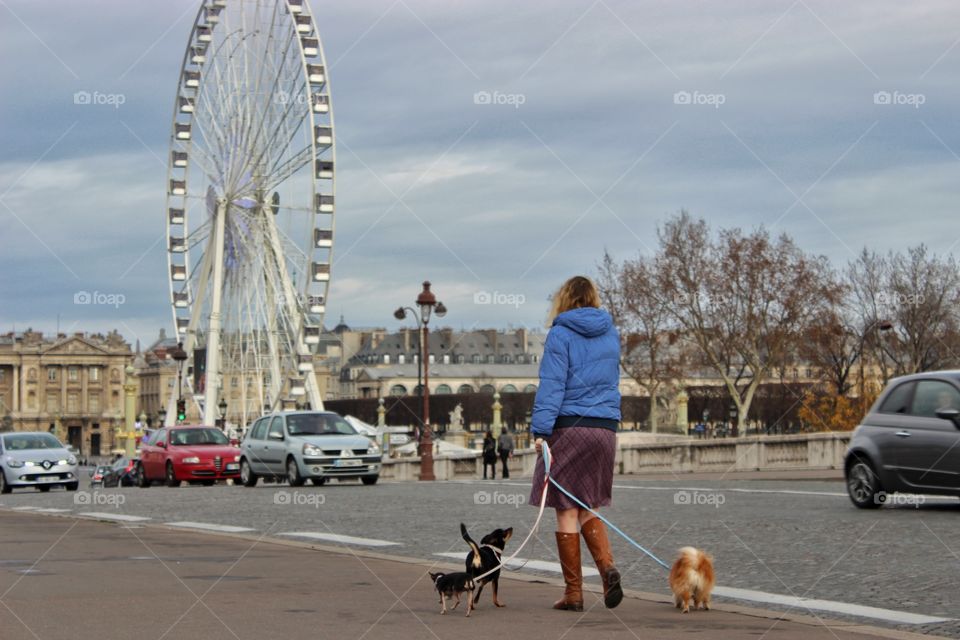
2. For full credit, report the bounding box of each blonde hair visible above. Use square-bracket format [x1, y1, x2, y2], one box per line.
[547, 276, 601, 324]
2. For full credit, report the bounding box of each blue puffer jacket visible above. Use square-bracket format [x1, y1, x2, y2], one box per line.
[531, 307, 621, 437]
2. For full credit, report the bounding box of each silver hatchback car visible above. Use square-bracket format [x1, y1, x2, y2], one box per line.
[239, 411, 381, 486]
[0, 432, 80, 493]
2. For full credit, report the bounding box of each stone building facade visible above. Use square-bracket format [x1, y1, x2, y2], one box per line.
[0, 330, 133, 457]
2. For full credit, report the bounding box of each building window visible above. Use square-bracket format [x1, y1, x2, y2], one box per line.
[68, 367, 79, 382]
[501, 384, 517, 393]
[479, 384, 496, 395]
[472, 354, 481, 364]
[383, 354, 391, 364]
[442, 354, 450, 364]
[46, 393, 59, 412]
[89, 393, 100, 413]
[67, 393, 79, 413]
[47, 368, 57, 382]
[524, 384, 538, 393]
[398, 354, 405, 364]
[389, 384, 407, 396]
[89, 367, 100, 382]
[487, 355, 495, 364]
[457, 354, 465, 364]
[501, 355, 512, 364]
[457, 384, 474, 394]
[231, 376, 238, 388]
[428, 354, 435, 364]
[435, 384, 452, 394]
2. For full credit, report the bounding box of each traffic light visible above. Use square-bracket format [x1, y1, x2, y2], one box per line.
[176, 399, 186, 423]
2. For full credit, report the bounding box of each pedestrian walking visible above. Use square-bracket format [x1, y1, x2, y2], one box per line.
[529, 275, 623, 612]
[482, 430, 497, 479]
[497, 429, 514, 479]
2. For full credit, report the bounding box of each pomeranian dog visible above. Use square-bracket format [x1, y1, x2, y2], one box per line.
[668, 547, 715, 613]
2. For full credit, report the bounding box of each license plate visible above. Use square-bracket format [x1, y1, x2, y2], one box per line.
[336, 459, 362, 467]
[39, 476, 58, 482]
[225, 463, 239, 471]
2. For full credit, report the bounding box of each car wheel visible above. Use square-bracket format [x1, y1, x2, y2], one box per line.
[846, 457, 883, 509]
[286, 457, 305, 487]
[137, 463, 151, 488]
[361, 475, 379, 486]
[240, 459, 258, 487]
[310, 477, 326, 486]
[65, 482, 79, 492]
[38, 485, 52, 492]
[0, 471, 10, 494]
[165, 462, 180, 488]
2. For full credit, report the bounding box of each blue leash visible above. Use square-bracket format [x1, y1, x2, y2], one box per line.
[542, 442, 671, 571]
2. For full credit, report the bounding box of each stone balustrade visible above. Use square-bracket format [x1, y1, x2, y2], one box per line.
[378, 432, 852, 481]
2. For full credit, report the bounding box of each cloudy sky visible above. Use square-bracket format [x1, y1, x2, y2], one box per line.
[1, 0, 958, 348]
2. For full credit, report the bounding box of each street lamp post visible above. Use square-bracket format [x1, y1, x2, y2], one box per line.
[859, 319, 893, 414]
[393, 281, 446, 481]
[218, 397, 228, 430]
[170, 342, 189, 423]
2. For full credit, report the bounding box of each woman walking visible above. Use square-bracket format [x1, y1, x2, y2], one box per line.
[482, 430, 497, 479]
[529, 275, 623, 611]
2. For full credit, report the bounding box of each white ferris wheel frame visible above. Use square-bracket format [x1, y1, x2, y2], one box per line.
[164, 0, 336, 426]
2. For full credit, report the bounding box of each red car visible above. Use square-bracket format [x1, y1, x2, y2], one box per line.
[137, 425, 240, 487]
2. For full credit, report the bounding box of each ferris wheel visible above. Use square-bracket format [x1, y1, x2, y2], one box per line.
[165, 0, 334, 425]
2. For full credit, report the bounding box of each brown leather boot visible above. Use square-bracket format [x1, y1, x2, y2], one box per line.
[553, 532, 583, 611]
[581, 517, 623, 609]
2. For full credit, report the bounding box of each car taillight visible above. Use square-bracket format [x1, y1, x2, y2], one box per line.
[125, 463, 134, 473]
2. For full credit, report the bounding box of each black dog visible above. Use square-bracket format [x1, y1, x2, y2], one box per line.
[461, 522, 513, 608]
[429, 571, 476, 616]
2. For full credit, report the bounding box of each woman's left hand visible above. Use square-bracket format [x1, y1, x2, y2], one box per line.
[534, 438, 544, 455]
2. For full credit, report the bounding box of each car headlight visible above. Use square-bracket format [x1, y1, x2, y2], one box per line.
[6, 458, 23, 468]
[367, 443, 381, 454]
[303, 443, 323, 457]
[67, 456, 77, 465]
[22, 461, 35, 467]
[182, 456, 201, 464]
[234, 455, 240, 462]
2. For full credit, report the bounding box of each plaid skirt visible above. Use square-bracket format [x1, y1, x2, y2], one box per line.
[529, 426, 616, 510]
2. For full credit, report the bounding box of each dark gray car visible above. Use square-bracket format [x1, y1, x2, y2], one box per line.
[845, 371, 960, 508]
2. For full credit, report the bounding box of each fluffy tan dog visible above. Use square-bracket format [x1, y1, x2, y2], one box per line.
[668, 547, 715, 613]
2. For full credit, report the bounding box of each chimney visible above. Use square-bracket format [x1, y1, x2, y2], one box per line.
[517, 327, 528, 353]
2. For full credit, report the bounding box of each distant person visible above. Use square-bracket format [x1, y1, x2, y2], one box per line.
[497, 429, 514, 479]
[482, 431, 497, 479]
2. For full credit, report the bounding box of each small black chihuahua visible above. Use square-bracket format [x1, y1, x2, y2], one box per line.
[461, 522, 513, 608]
[429, 571, 476, 616]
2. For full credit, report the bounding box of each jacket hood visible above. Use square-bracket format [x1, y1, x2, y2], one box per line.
[553, 307, 613, 337]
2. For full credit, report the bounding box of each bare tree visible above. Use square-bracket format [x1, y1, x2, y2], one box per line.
[652, 212, 834, 431]
[597, 251, 685, 432]
[848, 246, 960, 380]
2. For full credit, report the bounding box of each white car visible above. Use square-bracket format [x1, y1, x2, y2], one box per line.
[0, 432, 79, 493]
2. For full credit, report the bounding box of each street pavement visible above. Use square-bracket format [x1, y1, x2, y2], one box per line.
[0, 510, 939, 640]
[1, 471, 958, 638]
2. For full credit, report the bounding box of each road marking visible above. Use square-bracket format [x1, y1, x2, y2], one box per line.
[434, 552, 600, 576]
[166, 521, 256, 533]
[279, 532, 400, 547]
[33, 508, 71, 513]
[10, 506, 40, 510]
[713, 586, 952, 625]
[79, 512, 151, 522]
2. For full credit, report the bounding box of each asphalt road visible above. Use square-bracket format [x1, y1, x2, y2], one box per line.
[2, 471, 959, 637]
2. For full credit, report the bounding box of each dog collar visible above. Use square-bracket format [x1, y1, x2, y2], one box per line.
[481, 543, 503, 556]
